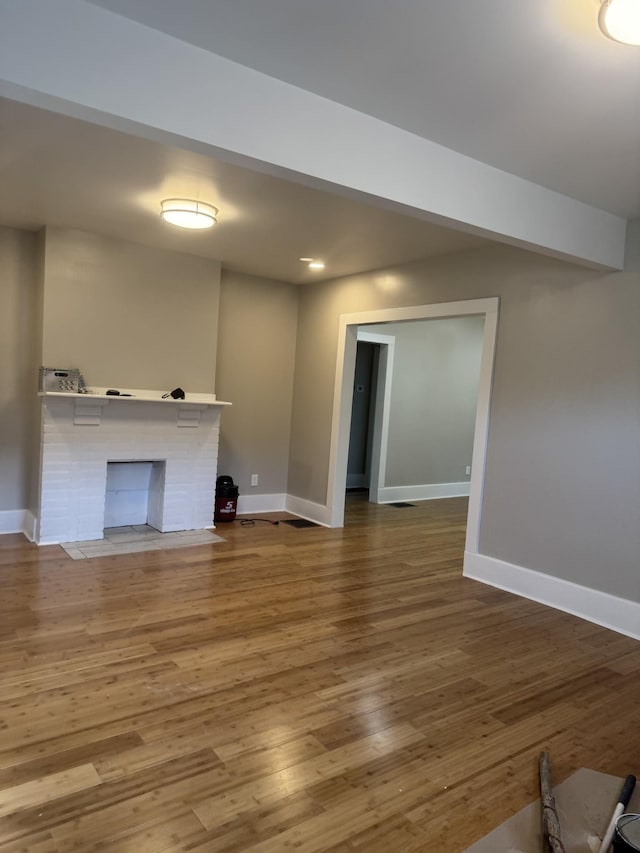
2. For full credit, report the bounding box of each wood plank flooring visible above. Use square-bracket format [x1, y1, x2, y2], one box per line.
[1, 494, 639, 851]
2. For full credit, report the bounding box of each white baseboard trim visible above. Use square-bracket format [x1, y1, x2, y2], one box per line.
[0, 510, 37, 541]
[377, 482, 470, 503]
[23, 511, 37, 542]
[285, 494, 332, 527]
[237, 493, 287, 515]
[464, 550, 640, 642]
[0, 509, 27, 535]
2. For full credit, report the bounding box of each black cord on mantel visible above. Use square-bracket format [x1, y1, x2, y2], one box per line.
[239, 518, 280, 526]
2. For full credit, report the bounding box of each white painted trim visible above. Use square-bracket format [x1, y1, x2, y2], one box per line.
[237, 493, 287, 514]
[0, 509, 27, 535]
[356, 330, 395, 504]
[285, 495, 332, 527]
[23, 511, 37, 542]
[377, 482, 470, 503]
[328, 322, 358, 526]
[464, 550, 640, 642]
[465, 300, 499, 554]
[0, 510, 38, 542]
[328, 298, 500, 545]
[10, 509, 43, 545]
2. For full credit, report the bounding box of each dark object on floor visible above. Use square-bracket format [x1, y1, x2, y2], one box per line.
[282, 518, 320, 528]
[240, 518, 279, 526]
[389, 502, 416, 508]
[214, 475, 239, 522]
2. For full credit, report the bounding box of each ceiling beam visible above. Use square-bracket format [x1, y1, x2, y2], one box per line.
[0, 0, 627, 270]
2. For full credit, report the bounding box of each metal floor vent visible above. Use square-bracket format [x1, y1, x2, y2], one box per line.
[282, 518, 321, 528]
[388, 502, 416, 508]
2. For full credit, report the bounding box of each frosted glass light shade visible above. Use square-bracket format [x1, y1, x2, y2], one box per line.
[160, 199, 218, 229]
[599, 0, 640, 45]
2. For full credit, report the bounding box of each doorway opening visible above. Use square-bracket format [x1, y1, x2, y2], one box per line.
[346, 341, 377, 493]
[345, 330, 395, 502]
[327, 297, 499, 561]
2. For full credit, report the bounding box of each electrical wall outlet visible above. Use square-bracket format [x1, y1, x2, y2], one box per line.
[465, 465, 471, 476]
[250, 473, 259, 487]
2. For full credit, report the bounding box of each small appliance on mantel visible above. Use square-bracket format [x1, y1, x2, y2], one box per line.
[38, 367, 81, 393]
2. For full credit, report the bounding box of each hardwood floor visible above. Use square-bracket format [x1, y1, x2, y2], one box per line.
[1, 494, 639, 851]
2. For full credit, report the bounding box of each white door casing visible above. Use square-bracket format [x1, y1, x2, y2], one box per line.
[327, 297, 499, 559]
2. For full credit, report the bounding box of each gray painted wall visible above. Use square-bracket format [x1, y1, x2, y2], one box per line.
[41, 227, 221, 392]
[0, 227, 39, 512]
[365, 317, 483, 487]
[215, 270, 298, 497]
[625, 219, 640, 271]
[288, 245, 640, 601]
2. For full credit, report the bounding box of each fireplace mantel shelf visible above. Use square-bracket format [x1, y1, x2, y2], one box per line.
[39, 390, 231, 408]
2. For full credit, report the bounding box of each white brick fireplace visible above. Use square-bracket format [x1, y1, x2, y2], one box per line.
[35, 391, 230, 545]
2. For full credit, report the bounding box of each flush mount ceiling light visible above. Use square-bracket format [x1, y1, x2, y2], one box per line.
[299, 257, 325, 270]
[599, 0, 640, 44]
[160, 198, 218, 229]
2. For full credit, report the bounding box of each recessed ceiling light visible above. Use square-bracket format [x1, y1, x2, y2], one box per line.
[308, 261, 325, 270]
[160, 198, 218, 229]
[599, 0, 640, 45]
[299, 257, 313, 262]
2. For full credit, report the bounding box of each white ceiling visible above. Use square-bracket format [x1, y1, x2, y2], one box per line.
[0, 97, 488, 284]
[1, 0, 638, 284]
[89, 0, 640, 219]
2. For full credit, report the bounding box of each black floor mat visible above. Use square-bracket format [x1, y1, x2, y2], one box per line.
[388, 502, 416, 508]
[282, 518, 320, 528]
